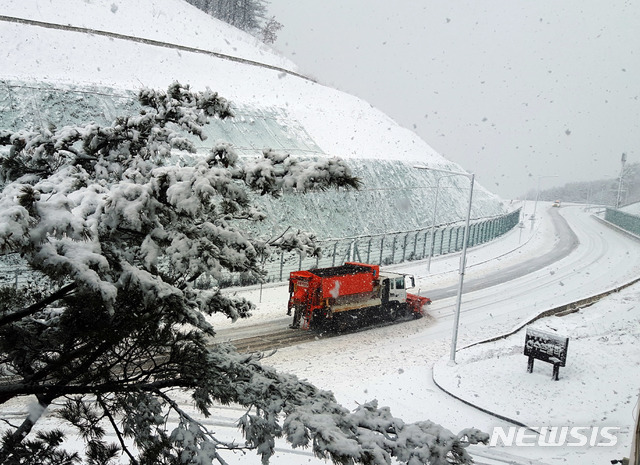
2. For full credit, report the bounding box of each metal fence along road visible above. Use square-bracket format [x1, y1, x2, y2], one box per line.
[257, 208, 522, 285]
[605, 208, 640, 237]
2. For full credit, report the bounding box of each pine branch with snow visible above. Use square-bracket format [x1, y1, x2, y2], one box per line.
[0, 82, 484, 464]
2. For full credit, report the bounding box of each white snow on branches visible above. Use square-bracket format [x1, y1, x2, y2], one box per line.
[0, 83, 479, 465]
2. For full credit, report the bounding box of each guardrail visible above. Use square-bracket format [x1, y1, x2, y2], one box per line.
[0, 254, 33, 289]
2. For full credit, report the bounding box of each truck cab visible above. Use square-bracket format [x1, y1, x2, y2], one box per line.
[379, 271, 412, 306]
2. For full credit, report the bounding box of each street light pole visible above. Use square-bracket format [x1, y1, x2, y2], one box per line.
[415, 165, 474, 364]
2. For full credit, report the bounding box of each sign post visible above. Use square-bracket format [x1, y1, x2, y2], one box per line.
[524, 328, 569, 381]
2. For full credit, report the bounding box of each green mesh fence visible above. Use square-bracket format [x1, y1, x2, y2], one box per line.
[604, 208, 640, 237]
[259, 208, 522, 285]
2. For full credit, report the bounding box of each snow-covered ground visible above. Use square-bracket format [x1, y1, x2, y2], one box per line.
[434, 290, 639, 464]
[622, 202, 640, 217]
[205, 201, 640, 465]
[0, 0, 446, 168]
[0, 0, 296, 76]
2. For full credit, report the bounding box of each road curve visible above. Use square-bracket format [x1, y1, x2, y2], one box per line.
[427, 207, 578, 300]
[428, 205, 640, 344]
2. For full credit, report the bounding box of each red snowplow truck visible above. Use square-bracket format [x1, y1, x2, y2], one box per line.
[287, 262, 431, 330]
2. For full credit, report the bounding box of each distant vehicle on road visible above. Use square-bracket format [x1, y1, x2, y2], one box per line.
[553, 200, 561, 208]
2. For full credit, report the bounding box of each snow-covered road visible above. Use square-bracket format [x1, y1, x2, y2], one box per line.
[427, 204, 640, 348]
[426, 206, 578, 301]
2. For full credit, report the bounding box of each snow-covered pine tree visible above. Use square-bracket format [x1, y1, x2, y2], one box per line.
[260, 16, 283, 45]
[0, 82, 488, 464]
[185, 0, 270, 39]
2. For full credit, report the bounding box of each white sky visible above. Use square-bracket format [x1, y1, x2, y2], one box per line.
[267, 0, 640, 199]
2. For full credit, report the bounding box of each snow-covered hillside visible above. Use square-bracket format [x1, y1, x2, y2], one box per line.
[0, 0, 507, 239]
[1, 0, 294, 71]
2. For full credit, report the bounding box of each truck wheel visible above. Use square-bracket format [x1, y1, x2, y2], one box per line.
[310, 308, 331, 331]
[397, 304, 409, 319]
[387, 304, 398, 321]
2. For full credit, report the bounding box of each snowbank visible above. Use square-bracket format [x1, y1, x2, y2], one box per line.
[622, 202, 640, 216]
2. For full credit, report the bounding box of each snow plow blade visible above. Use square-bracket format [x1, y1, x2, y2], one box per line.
[406, 293, 431, 317]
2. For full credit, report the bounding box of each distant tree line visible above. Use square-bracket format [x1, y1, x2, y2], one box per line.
[185, 0, 283, 44]
[526, 162, 639, 208]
